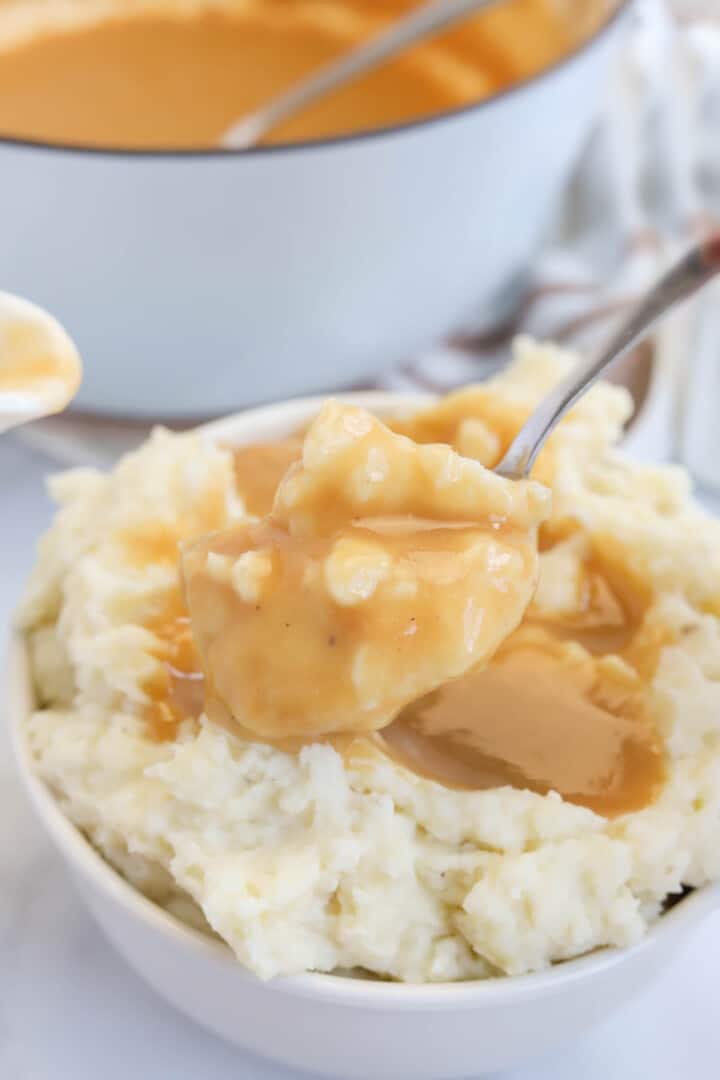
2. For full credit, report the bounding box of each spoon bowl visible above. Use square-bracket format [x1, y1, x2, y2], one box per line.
[0, 292, 82, 434]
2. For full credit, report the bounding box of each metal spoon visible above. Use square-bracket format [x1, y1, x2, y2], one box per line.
[221, 0, 500, 150]
[495, 234, 720, 480]
[0, 292, 82, 435]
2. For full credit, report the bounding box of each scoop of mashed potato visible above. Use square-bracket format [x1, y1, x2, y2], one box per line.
[18, 337, 720, 982]
[182, 400, 549, 738]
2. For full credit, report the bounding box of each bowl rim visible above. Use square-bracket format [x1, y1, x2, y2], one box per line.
[10, 387, 720, 1010]
[0, 0, 631, 160]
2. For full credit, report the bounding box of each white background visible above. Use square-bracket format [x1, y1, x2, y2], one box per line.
[2, 435, 720, 1080]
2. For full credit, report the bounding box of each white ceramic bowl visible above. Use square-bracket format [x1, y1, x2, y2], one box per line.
[0, 3, 629, 418]
[9, 390, 720, 1080]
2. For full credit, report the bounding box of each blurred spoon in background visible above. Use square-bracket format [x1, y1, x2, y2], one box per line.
[0, 293, 82, 434]
[222, 0, 501, 149]
[496, 232, 720, 479]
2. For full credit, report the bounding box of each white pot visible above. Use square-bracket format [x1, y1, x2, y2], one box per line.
[0, 4, 628, 417]
[8, 387, 720, 1080]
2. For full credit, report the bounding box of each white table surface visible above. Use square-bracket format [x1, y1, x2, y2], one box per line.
[2, 433, 720, 1080]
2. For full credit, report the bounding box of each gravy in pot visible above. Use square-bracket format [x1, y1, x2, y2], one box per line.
[0, 0, 609, 148]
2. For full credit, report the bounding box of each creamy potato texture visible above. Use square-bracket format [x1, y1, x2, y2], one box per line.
[19, 339, 720, 983]
[183, 401, 548, 738]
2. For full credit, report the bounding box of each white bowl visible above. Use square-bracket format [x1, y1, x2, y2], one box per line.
[0, 4, 629, 418]
[9, 390, 720, 1080]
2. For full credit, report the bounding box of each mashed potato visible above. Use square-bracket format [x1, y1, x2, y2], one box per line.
[18, 338, 720, 982]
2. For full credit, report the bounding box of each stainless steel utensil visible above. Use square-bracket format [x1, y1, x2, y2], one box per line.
[495, 234, 720, 479]
[221, 0, 500, 149]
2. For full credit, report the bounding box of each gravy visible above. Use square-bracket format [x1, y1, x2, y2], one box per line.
[381, 636, 665, 816]
[0, 352, 61, 392]
[381, 547, 668, 816]
[0, 0, 605, 148]
[232, 440, 302, 518]
[182, 402, 548, 738]
[0, 314, 80, 400]
[143, 607, 205, 741]
[135, 412, 667, 817]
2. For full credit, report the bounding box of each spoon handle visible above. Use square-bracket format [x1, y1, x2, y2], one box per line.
[222, 0, 500, 149]
[495, 234, 720, 480]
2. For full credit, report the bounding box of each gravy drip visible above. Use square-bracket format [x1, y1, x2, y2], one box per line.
[380, 545, 668, 816]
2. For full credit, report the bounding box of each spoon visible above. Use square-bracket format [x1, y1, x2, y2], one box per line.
[0, 292, 82, 434]
[495, 234, 720, 480]
[221, 0, 500, 149]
